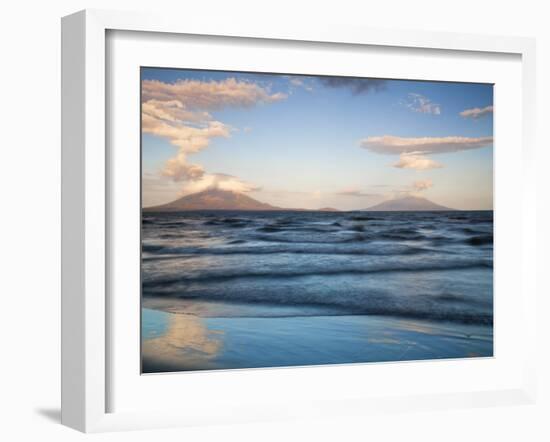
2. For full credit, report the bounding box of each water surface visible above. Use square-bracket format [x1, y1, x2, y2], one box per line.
[141, 210, 493, 372]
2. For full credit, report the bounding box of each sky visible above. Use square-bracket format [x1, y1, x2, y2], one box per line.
[141, 67, 493, 210]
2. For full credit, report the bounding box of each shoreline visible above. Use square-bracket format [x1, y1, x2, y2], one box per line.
[141, 300, 493, 373]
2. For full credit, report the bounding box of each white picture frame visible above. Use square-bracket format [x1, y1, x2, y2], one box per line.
[61, 9, 538, 433]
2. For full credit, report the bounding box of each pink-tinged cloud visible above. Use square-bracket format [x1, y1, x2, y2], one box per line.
[142, 115, 231, 154]
[142, 78, 287, 183]
[459, 105, 493, 119]
[393, 153, 443, 170]
[142, 78, 287, 109]
[162, 153, 206, 181]
[142, 99, 213, 124]
[360, 135, 493, 155]
[142, 110, 229, 182]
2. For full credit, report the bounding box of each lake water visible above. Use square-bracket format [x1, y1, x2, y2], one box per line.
[141, 210, 493, 372]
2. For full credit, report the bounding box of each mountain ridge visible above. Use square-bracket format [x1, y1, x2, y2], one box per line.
[143, 188, 281, 212]
[363, 195, 453, 211]
[143, 189, 455, 212]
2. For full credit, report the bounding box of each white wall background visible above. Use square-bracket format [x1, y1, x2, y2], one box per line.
[0, 1, 548, 440]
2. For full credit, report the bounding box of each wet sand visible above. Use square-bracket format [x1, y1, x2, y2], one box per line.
[141, 299, 493, 373]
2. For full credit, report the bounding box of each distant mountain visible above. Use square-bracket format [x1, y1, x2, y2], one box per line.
[144, 188, 281, 211]
[364, 195, 453, 211]
[318, 207, 340, 212]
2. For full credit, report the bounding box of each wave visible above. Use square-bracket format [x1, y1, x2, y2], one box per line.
[447, 213, 493, 222]
[141, 243, 432, 259]
[349, 215, 381, 221]
[143, 219, 188, 228]
[251, 234, 367, 244]
[142, 260, 491, 287]
[142, 279, 493, 325]
[204, 217, 253, 227]
[160, 302, 493, 325]
[256, 226, 283, 233]
[227, 239, 247, 244]
[258, 226, 339, 234]
[142, 211, 493, 326]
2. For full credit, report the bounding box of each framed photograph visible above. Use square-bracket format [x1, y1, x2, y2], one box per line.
[140, 66, 495, 374]
[61, 9, 538, 432]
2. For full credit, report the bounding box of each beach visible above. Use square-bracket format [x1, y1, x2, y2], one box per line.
[142, 302, 492, 373]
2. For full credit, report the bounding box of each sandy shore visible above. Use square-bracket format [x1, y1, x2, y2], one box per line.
[141, 298, 493, 373]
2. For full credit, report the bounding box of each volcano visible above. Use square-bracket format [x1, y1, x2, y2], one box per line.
[143, 188, 281, 211]
[364, 195, 453, 211]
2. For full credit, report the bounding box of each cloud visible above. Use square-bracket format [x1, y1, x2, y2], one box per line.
[393, 153, 443, 170]
[360, 135, 493, 155]
[179, 173, 261, 195]
[336, 188, 380, 197]
[142, 99, 212, 124]
[361, 135, 492, 170]
[142, 78, 287, 109]
[161, 153, 206, 181]
[287, 76, 314, 92]
[459, 105, 493, 119]
[319, 77, 387, 95]
[405, 93, 441, 115]
[142, 77, 287, 184]
[142, 116, 231, 154]
[412, 179, 433, 191]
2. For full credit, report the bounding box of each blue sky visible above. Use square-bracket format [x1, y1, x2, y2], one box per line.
[141, 67, 493, 210]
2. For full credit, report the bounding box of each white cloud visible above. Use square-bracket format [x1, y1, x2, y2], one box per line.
[412, 179, 433, 191]
[179, 173, 260, 195]
[393, 153, 443, 170]
[360, 135, 493, 155]
[459, 105, 494, 119]
[405, 93, 441, 115]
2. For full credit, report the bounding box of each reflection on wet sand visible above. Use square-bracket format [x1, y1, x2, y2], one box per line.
[142, 312, 223, 373]
[142, 303, 493, 372]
